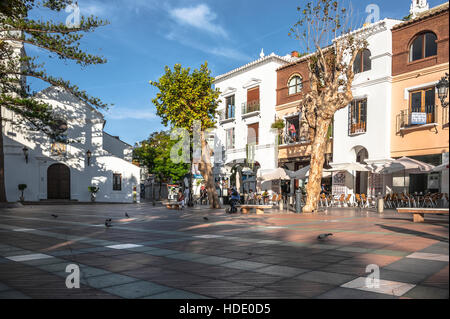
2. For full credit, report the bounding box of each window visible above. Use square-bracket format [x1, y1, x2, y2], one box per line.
[353, 49, 371, 74]
[226, 128, 235, 150]
[247, 123, 259, 145]
[288, 75, 303, 95]
[409, 87, 435, 124]
[285, 116, 300, 144]
[113, 173, 122, 191]
[225, 95, 235, 119]
[348, 99, 367, 135]
[409, 32, 437, 62]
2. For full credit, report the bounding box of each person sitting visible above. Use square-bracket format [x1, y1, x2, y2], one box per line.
[229, 188, 241, 213]
[177, 190, 185, 209]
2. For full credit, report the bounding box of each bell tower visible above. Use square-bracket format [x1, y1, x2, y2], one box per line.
[410, 0, 429, 18]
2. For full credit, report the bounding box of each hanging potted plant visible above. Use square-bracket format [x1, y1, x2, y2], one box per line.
[88, 186, 99, 202]
[18, 184, 27, 202]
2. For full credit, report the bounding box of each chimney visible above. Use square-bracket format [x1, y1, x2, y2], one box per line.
[291, 51, 300, 57]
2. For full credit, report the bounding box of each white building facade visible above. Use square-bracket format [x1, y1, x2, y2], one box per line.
[2, 86, 140, 203]
[331, 19, 402, 197]
[212, 53, 297, 193]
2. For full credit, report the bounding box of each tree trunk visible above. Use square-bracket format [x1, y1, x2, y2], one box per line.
[303, 118, 331, 213]
[198, 131, 220, 209]
[0, 106, 7, 203]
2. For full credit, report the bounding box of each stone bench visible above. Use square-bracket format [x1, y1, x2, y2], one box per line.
[237, 205, 273, 215]
[397, 208, 449, 223]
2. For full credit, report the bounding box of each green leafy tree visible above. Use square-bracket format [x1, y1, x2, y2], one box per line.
[0, 0, 109, 202]
[150, 63, 221, 208]
[134, 131, 189, 200]
[290, 0, 367, 213]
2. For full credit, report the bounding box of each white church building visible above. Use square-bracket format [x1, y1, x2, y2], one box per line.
[2, 86, 141, 203]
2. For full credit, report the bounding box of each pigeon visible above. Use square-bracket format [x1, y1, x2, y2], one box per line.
[317, 233, 333, 240]
[203, 217, 209, 221]
[105, 219, 112, 227]
[125, 212, 129, 218]
[51, 214, 58, 218]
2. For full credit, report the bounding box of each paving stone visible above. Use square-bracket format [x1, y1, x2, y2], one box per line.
[297, 270, 358, 285]
[222, 260, 268, 271]
[102, 280, 171, 298]
[403, 285, 449, 299]
[254, 265, 308, 277]
[82, 273, 139, 289]
[383, 258, 448, 275]
[317, 287, 398, 299]
[195, 256, 234, 265]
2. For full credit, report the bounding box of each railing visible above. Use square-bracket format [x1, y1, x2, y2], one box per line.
[397, 106, 437, 132]
[278, 132, 310, 145]
[219, 109, 235, 122]
[242, 100, 260, 115]
[349, 122, 366, 135]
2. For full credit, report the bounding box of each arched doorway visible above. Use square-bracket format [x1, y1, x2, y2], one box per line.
[47, 164, 71, 199]
[355, 148, 368, 194]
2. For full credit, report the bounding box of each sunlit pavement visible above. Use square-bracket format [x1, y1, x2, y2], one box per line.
[0, 203, 448, 299]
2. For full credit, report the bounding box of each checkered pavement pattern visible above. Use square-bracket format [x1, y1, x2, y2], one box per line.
[0, 204, 448, 299]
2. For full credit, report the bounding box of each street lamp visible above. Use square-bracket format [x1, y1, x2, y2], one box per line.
[22, 147, 29, 164]
[436, 73, 449, 108]
[86, 150, 92, 166]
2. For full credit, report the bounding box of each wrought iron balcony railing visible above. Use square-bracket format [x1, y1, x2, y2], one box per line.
[242, 100, 260, 116]
[396, 106, 437, 132]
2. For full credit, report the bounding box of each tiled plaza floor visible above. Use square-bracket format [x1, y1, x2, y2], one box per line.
[0, 203, 448, 299]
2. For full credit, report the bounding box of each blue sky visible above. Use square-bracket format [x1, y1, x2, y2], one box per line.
[27, 0, 444, 145]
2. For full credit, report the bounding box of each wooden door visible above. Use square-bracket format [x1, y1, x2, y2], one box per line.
[47, 164, 70, 199]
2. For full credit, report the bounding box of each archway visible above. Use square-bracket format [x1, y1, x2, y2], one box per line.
[355, 147, 369, 195]
[47, 163, 71, 199]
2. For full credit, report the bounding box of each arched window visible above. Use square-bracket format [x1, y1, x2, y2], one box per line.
[288, 75, 302, 95]
[353, 49, 371, 74]
[409, 32, 437, 62]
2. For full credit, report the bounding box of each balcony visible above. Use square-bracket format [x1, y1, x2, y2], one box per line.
[241, 100, 260, 118]
[396, 107, 438, 134]
[219, 110, 235, 124]
[278, 132, 310, 146]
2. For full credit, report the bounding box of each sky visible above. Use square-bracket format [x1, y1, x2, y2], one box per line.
[26, 0, 445, 145]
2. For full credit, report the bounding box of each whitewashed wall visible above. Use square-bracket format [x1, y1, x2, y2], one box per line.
[2, 86, 140, 203]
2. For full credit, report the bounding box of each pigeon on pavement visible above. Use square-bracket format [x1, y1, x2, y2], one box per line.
[125, 212, 129, 218]
[203, 217, 209, 221]
[105, 219, 112, 227]
[317, 233, 333, 240]
[51, 214, 58, 218]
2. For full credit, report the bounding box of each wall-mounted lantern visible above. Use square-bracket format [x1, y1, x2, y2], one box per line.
[86, 149, 92, 166]
[22, 147, 29, 164]
[436, 73, 449, 108]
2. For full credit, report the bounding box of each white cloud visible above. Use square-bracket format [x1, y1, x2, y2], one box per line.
[169, 4, 228, 38]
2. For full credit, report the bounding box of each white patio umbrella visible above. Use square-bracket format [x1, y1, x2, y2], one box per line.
[257, 167, 294, 181]
[432, 161, 449, 172]
[291, 165, 332, 180]
[378, 157, 435, 193]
